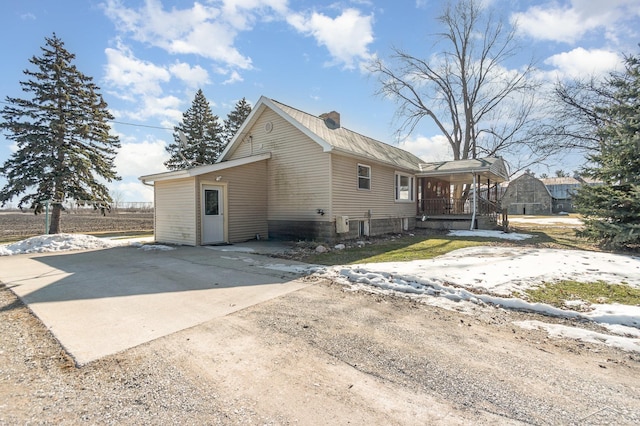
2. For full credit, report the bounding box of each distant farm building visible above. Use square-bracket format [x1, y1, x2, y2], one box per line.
[540, 176, 600, 213]
[501, 173, 552, 215]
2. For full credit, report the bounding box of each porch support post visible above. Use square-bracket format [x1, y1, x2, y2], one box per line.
[470, 173, 477, 230]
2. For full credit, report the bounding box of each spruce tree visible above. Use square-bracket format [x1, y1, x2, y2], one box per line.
[164, 89, 224, 170]
[0, 34, 120, 234]
[222, 97, 252, 145]
[573, 54, 640, 250]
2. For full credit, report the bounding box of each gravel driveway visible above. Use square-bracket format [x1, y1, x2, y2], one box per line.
[1, 275, 639, 425]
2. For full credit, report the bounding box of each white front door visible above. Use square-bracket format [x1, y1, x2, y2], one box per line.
[202, 185, 224, 244]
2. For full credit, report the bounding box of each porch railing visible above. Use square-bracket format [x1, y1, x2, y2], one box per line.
[419, 197, 501, 217]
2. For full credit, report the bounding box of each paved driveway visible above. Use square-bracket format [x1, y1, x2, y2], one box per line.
[0, 244, 311, 365]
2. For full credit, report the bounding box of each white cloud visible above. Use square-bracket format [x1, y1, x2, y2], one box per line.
[169, 62, 210, 87]
[223, 70, 244, 85]
[513, 0, 640, 44]
[104, 45, 185, 122]
[115, 139, 169, 178]
[287, 8, 374, 69]
[128, 95, 183, 123]
[102, 0, 254, 69]
[221, 0, 289, 29]
[111, 180, 155, 203]
[544, 47, 623, 80]
[104, 44, 171, 97]
[398, 134, 452, 162]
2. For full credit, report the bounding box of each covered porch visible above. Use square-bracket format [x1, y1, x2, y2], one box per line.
[415, 157, 509, 230]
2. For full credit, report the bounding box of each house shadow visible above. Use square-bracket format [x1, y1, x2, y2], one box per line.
[12, 244, 308, 305]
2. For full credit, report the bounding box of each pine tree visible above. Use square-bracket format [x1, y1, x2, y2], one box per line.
[222, 97, 252, 145]
[164, 89, 224, 170]
[0, 34, 120, 234]
[573, 54, 640, 250]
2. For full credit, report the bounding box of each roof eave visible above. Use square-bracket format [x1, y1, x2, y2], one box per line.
[139, 152, 271, 184]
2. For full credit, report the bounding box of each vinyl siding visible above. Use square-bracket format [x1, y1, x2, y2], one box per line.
[331, 154, 416, 221]
[155, 178, 197, 245]
[228, 108, 331, 222]
[197, 159, 269, 243]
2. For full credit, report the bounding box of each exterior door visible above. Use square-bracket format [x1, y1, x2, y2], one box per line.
[202, 185, 224, 244]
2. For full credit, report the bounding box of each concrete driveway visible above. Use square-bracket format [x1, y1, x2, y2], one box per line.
[0, 243, 312, 365]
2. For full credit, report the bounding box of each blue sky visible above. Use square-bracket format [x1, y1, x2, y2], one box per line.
[1, 0, 638, 203]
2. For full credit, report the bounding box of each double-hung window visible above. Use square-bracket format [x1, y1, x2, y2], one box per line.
[395, 173, 414, 201]
[358, 164, 371, 190]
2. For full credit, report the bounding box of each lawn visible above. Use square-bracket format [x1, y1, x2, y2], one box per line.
[302, 236, 489, 265]
[525, 280, 640, 308]
[302, 215, 598, 266]
[301, 216, 640, 308]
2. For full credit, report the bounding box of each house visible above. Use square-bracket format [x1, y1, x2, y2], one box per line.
[539, 176, 600, 213]
[501, 172, 552, 215]
[139, 96, 509, 245]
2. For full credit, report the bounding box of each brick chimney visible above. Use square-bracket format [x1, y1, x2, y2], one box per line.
[320, 111, 340, 129]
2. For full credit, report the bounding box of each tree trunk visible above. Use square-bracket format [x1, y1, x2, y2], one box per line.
[49, 203, 63, 234]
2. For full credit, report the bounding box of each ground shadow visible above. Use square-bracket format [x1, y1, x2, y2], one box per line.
[11, 245, 305, 305]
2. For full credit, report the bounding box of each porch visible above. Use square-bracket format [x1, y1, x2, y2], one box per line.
[415, 157, 509, 230]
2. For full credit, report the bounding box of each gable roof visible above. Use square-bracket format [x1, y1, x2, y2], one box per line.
[218, 96, 424, 172]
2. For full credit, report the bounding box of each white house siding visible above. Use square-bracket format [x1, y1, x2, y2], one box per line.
[154, 178, 197, 245]
[226, 108, 332, 223]
[331, 153, 416, 236]
[197, 160, 269, 243]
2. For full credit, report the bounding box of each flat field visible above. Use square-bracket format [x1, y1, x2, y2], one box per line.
[0, 210, 153, 243]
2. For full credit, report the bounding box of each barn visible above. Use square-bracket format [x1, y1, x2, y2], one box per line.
[501, 173, 552, 215]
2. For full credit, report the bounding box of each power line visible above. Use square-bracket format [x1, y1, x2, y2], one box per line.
[0, 100, 175, 131]
[111, 121, 174, 131]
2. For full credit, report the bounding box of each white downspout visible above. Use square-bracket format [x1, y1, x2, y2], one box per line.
[470, 172, 477, 230]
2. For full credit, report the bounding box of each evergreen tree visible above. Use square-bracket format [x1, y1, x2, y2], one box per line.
[0, 34, 120, 234]
[573, 54, 640, 250]
[222, 97, 252, 145]
[164, 89, 224, 170]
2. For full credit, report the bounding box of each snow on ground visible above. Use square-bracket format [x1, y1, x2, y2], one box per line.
[448, 229, 534, 240]
[316, 246, 640, 353]
[2, 233, 639, 353]
[135, 244, 176, 252]
[0, 233, 156, 256]
[509, 215, 584, 226]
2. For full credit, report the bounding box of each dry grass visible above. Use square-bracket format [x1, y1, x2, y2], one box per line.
[0, 210, 153, 244]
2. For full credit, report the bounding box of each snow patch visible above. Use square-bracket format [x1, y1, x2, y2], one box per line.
[137, 244, 176, 252]
[0, 234, 121, 256]
[318, 246, 640, 351]
[515, 320, 640, 353]
[448, 229, 534, 240]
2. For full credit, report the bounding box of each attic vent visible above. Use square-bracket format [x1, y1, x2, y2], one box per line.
[319, 111, 340, 130]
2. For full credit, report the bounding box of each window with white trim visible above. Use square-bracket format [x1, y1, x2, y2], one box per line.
[358, 164, 371, 190]
[395, 173, 414, 201]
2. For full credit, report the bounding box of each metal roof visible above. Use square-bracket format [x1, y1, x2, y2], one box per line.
[417, 157, 509, 183]
[196, 96, 510, 184]
[268, 99, 425, 171]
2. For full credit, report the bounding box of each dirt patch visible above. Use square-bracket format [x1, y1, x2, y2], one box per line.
[0, 210, 153, 242]
[2, 279, 638, 424]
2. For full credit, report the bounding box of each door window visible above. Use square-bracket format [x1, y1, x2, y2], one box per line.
[204, 190, 219, 215]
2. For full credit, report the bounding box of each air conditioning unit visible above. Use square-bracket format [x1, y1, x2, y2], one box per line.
[336, 216, 349, 233]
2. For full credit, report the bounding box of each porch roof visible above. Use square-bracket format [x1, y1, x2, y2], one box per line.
[417, 157, 509, 184]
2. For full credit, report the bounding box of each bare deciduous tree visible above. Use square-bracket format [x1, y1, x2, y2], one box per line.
[542, 76, 617, 154]
[369, 0, 550, 172]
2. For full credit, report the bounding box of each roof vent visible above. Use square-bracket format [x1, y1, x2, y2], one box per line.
[320, 111, 340, 129]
